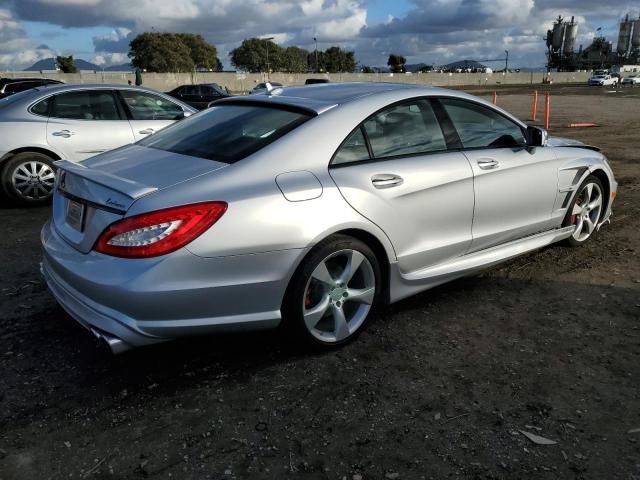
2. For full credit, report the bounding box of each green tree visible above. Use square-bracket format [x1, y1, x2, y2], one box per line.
[176, 33, 219, 70]
[56, 55, 77, 73]
[361, 65, 374, 73]
[230, 38, 284, 73]
[281, 46, 308, 73]
[387, 54, 407, 73]
[323, 46, 355, 73]
[129, 32, 224, 72]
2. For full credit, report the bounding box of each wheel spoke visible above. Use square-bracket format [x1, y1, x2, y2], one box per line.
[584, 217, 596, 234]
[346, 287, 375, 305]
[338, 250, 365, 284]
[571, 203, 582, 215]
[331, 304, 350, 341]
[584, 183, 593, 200]
[588, 196, 602, 211]
[40, 172, 55, 181]
[311, 261, 335, 286]
[573, 216, 584, 238]
[303, 295, 330, 330]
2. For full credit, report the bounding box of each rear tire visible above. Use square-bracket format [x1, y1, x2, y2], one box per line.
[281, 234, 381, 350]
[562, 175, 605, 247]
[0, 152, 56, 206]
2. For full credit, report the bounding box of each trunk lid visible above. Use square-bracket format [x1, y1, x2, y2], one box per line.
[53, 144, 228, 253]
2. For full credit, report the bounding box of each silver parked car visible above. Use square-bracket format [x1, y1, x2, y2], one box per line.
[0, 84, 195, 205]
[41, 83, 617, 353]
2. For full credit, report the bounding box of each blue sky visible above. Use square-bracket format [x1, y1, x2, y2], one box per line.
[1, 1, 638, 71]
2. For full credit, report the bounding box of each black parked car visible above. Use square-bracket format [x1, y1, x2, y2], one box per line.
[304, 78, 330, 85]
[0, 78, 63, 99]
[166, 83, 231, 110]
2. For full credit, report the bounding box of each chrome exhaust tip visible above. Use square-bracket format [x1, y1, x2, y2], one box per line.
[90, 328, 132, 355]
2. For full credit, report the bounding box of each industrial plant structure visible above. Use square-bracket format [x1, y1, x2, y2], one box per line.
[546, 13, 640, 72]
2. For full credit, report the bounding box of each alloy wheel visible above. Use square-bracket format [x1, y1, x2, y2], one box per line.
[302, 249, 376, 343]
[571, 182, 603, 242]
[11, 161, 55, 200]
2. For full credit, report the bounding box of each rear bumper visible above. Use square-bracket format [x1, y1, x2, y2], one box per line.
[41, 220, 305, 350]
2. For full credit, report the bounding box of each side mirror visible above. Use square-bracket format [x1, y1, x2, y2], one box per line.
[527, 126, 548, 147]
[183, 110, 193, 118]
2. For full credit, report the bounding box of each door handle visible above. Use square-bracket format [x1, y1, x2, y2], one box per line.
[477, 159, 499, 170]
[371, 173, 403, 189]
[52, 130, 75, 138]
[138, 128, 155, 135]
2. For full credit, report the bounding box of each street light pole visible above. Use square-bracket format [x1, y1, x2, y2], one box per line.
[263, 36, 275, 81]
[314, 36, 318, 73]
[505, 50, 509, 73]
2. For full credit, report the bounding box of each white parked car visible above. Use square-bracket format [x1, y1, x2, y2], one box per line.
[621, 74, 640, 86]
[588, 74, 618, 86]
[249, 82, 283, 94]
[0, 84, 195, 205]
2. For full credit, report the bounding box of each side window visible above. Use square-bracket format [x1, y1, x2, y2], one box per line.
[363, 100, 447, 158]
[51, 91, 120, 120]
[120, 90, 185, 120]
[201, 86, 219, 96]
[181, 85, 198, 95]
[333, 128, 370, 165]
[31, 97, 51, 117]
[440, 98, 526, 148]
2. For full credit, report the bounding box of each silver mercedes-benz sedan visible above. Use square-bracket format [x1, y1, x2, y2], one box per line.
[41, 82, 617, 353]
[0, 84, 195, 205]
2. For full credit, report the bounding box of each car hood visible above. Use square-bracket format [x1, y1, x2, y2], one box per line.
[547, 136, 600, 152]
[547, 136, 585, 147]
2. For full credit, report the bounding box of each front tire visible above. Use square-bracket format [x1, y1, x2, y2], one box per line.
[562, 175, 605, 247]
[282, 234, 381, 349]
[0, 152, 56, 206]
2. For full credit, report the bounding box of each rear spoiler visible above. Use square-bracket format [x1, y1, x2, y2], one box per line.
[55, 160, 157, 200]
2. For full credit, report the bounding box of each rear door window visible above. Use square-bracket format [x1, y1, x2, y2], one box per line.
[31, 97, 51, 117]
[139, 103, 312, 163]
[333, 128, 370, 165]
[120, 90, 185, 120]
[50, 90, 121, 120]
[362, 100, 447, 158]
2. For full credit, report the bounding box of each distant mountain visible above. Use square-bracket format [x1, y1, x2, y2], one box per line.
[24, 57, 102, 71]
[441, 59, 488, 70]
[406, 63, 432, 73]
[104, 63, 133, 72]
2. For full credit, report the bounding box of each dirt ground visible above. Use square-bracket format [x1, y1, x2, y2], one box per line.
[0, 85, 638, 480]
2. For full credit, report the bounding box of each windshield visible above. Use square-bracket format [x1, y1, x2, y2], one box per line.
[138, 103, 312, 163]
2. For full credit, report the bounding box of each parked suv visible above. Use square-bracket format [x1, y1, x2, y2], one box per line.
[0, 84, 195, 205]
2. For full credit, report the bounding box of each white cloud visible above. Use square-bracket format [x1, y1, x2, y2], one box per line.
[2, 0, 639, 70]
[92, 52, 129, 66]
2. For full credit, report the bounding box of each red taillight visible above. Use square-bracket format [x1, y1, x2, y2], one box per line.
[94, 201, 227, 258]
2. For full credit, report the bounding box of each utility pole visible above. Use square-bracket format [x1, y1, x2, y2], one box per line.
[263, 36, 275, 81]
[314, 36, 318, 73]
[505, 50, 509, 72]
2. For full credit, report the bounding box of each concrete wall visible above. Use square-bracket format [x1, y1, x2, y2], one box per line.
[2, 71, 591, 93]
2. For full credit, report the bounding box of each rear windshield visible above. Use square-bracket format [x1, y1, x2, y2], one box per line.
[0, 89, 33, 108]
[138, 103, 312, 163]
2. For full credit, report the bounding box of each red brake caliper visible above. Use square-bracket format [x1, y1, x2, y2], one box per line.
[305, 285, 312, 308]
